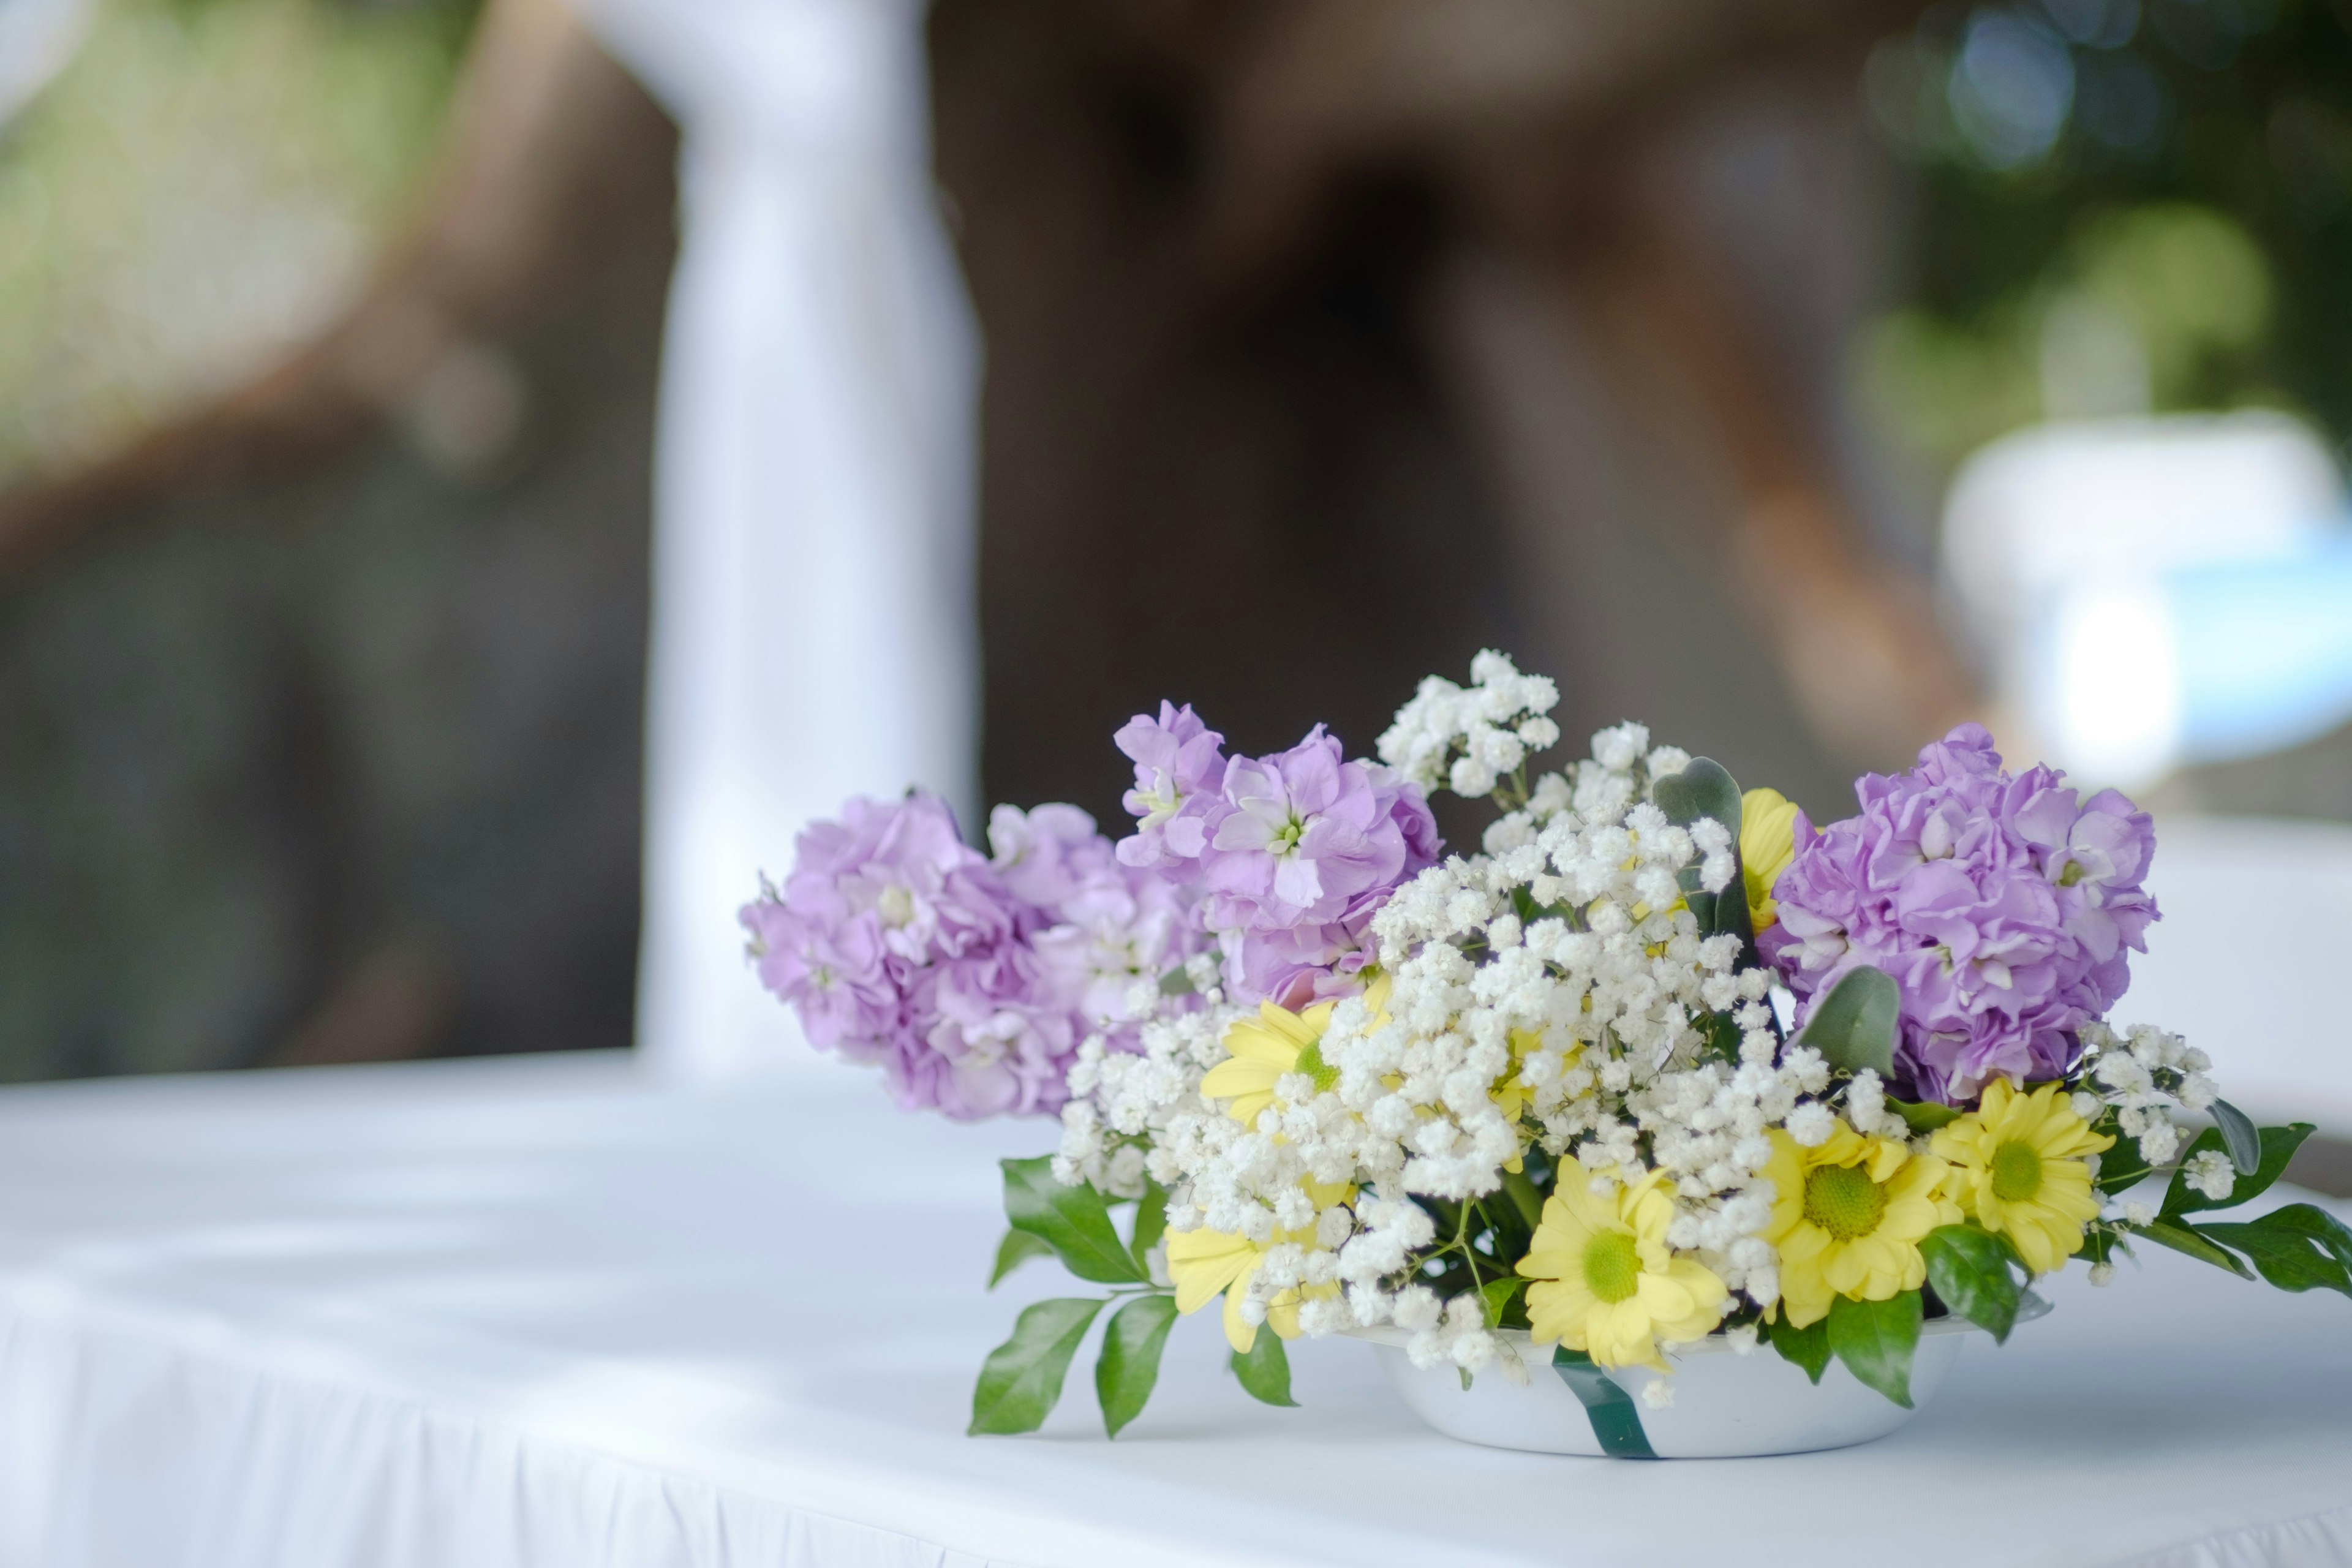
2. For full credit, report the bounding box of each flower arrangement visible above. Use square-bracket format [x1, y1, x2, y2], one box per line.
[742, 654, 2352, 1451]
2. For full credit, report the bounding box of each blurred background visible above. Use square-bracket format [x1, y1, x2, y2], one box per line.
[4, 0, 2351, 1117]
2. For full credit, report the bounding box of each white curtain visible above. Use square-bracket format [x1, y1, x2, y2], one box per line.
[0, 0, 93, 129]
[565, 0, 981, 1080]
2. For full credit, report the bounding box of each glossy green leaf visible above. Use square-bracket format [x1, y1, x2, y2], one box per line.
[2211, 1099, 2264, 1177]
[1129, 1181, 1169, 1275]
[1828, 1290, 1921, 1409]
[1888, 1097, 1962, 1134]
[1920, 1223, 2022, 1343]
[1479, 1275, 1531, 1329]
[1764, 1314, 1832, 1384]
[2131, 1219, 2254, 1279]
[1792, 966, 1899, 1080]
[1653, 757, 1744, 835]
[2161, 1123, 2314, 1219]
[2198, 1204, 2352, 1298]
[1652, 758, 1752, 945]
[1001, 1157, 1148, 1284]
[988, 1227, 1055, 1288]
[1231, 1330, 1299, 1407]
[1095, 1294, 1180, 1437]
[969, 1297, 1106, 1436]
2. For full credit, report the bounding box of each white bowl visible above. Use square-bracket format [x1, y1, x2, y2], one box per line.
[1352, 1314, 2002, 1459]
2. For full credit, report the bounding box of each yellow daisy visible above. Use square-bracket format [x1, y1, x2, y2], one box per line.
[1739, 787, 1802, 932]
[1165, 1180, 1351, 1353]
[1200, 1001, 1332, 1130]
[1200, 977, 1389, 1128]
[1517, 1170, 1730, 1371]
[1763, 1123, 1960, 1329]
[1931, 1077, 2113, 1274]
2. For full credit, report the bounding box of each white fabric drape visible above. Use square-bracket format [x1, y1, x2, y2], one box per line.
[569, 0, 981, 1081]
[3, 1055, 2351, 1568]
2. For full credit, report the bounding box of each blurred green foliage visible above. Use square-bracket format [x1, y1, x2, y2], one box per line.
[0, 0, 476, 486]
[1852, 0, 2352, 475]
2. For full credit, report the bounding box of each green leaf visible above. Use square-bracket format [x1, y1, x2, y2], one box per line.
[989, 1227, 1055, 1288]
[1652, 756, 1744, 836]
[1888, 1097, 1962, 1134]
[1694, 1009, 1746, 1065]
[2131, 1219, 2255, 1279]
[1764, 1314, 1832, 1384]
[2161, 1123, 2314, 1219]
[1651, 758, 1753, 946]
[2198, 1205, 2352, 1297]
[1828, 1291, 1922, 1409]
[1230, 1330, 1299, 1407]
[1094, 1294, 1180, 1437]
[969, 1297, 1106, 1436]
[1001, 1157, 1148, 1284]
[2211, 1099, 2264, 1177]
[1920, 1223, 2022, 1343]
[1129, 1181, 1169, 1275]
[2095, 1125, 2157, 1196]
[1479, 1275, 1531, 1329]
[1157, 965, 1197, 997]
[1793, 966, 1900, 1080]
[1501, 1167, 1547, 1231]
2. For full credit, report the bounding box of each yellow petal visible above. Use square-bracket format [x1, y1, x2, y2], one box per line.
[1222, 1280, 1258, 1354]
[1166, 1229, 1255, 1316]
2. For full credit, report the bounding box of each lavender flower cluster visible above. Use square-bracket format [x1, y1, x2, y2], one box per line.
[1113, 703, 1439, 1009]
[741, 793, 1199, 1120]
[742, 703, 1438, 1120]
[1761, 723, 2159, 1106]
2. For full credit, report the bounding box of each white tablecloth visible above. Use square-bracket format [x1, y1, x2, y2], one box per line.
[2129, 817, 2352, 1136]
[1, 1052, 2348, 1568]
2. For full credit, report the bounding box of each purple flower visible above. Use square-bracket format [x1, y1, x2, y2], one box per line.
[1114, 704, 1228, 871]
[1204, 726, 1412, 924]
[1185, 726, 1439, 1005]
[1761, 724, 2159, 1106]
[781, 793, 1014, 963]
[741, 895, 897, 1054]
[742, 792, 1208, 1120]
[1102, 705, 1442, 1006]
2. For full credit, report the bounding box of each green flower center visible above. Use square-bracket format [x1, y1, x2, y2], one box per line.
[1803, 1164, 1888, 1242]
[1582, 1230, 1642, 1303]
[1271, 815, 1305, 856]
[2056, 859, 2087, 888]
[1990, 1139, 2045, 1203]
[1294, 1039, 1340, 1095]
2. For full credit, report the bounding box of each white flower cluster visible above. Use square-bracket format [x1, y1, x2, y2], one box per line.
[1056, 722, 1808, 1377]
[2182, 1148, 2237, 1203]
[1055, 956, 1227, 1197]
[1376, 648, 1562, 797]
[2073, 1020, 2217, 1169]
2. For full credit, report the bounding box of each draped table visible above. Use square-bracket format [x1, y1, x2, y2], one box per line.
[1, 1049, 2348, 1568]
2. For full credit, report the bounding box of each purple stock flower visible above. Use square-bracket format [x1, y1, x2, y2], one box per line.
[1114, 704, 1227, 871]
[1205, 727, 1405, 919]
[1760, 723, 2160, 1106]
[1106, 707, 1443, 1007]
[782, 793, 1014, 963]
[743, 793, 1208, 1121]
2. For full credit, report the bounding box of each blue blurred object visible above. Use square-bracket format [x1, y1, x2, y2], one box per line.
[2171, 533, 2352, 763]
